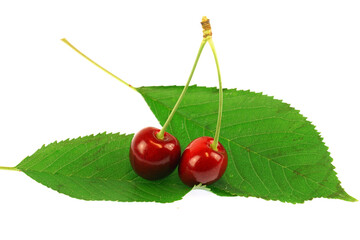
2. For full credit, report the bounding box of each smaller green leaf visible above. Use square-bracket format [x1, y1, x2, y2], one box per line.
[17, 133, 191, 203]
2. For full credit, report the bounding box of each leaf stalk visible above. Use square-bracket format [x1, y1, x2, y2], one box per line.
[0, 166, 20, 172]
[61, 38, 138, 92]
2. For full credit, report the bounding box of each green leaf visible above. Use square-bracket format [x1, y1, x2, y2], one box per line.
[138, 85, 356, 203]
[17, 132, 191, 203]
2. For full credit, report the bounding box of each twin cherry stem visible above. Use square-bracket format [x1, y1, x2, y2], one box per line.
[155, 39, 207, 141]
[158, 16, 223, 151]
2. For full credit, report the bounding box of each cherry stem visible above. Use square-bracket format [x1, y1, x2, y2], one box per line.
[61, 38, 137, 92]
[208, 38, 223, 151]
[156, 39, 207, 140]
[0, 166, 20, 172]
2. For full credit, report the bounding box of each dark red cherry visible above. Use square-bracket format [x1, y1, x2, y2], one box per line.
[129, 127, 181, 180]
[178, 136, 228, 187]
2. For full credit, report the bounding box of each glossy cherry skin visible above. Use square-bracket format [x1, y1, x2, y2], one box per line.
[178, 136, 228, 187]
[129, 127, 181, 180]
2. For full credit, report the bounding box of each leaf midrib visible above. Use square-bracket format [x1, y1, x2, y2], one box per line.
[18, 132, 187, 188]
[23, 168, 186, 187]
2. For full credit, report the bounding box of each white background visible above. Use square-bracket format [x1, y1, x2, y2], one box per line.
[0, 1, 359, 239]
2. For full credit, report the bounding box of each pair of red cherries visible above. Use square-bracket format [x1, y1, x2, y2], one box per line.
[128, 18, 226, 187]
[129, 127, 228, 187]
[61, 17, 226, 187]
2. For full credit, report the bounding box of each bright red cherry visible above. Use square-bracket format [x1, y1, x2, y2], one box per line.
[178, 136, 228, 187]
[129, 127, 181, 180]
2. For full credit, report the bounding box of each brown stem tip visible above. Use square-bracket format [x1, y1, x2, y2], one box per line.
[201, 16, 212, 38]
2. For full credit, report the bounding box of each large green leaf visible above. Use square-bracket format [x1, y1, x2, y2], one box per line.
[138, 85, 356, 203]
[17, 133, 191, 203]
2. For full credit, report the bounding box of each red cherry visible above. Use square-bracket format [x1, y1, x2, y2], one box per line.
[129, 127, 181, 180]
[178, 136, 228, 187]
